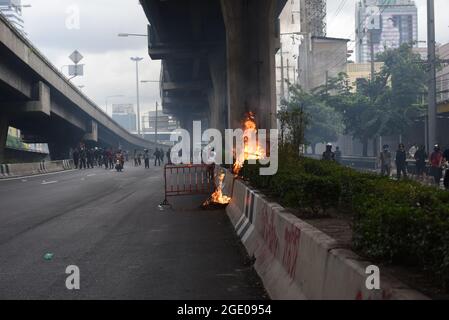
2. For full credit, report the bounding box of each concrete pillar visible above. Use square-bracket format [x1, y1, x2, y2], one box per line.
[208, 49, 227, 133]
[48, 142, 72, 161]
[0, 115, 9, 164]
[83, 120, 98, 142]
[221, 0, 278, 130]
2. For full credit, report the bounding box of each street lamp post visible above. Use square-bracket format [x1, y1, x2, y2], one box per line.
[131, 57, 144, 137]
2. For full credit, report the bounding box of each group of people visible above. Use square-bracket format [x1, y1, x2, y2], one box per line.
[133, 148, 170, 169]
[322, 142, 449, 190]
[321, 143, 342, 163]
[379, 143, 449, 189]
[72, 146, 127, 170]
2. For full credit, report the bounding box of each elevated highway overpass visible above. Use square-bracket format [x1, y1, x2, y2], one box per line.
[140, 0, 287, 133]
[0, 13, 158, 162]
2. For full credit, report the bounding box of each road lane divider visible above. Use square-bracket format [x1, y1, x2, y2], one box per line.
[0, 159, 74, 179]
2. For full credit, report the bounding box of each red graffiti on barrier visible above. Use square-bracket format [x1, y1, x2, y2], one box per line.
[355, 290, 392, 300]
[282, 226, 301, 279]
[261, 205, 279, 256]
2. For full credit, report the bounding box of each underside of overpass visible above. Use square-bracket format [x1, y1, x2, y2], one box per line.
[140, 0, 286, 133]
[0, 13, 158, 163]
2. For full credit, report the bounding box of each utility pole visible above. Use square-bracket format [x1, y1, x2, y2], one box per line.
[280, 44, 285, 100]
[154, 101, 159, 145]
[369, 30, 375, 81]
[131, 57, 144, 137]
[427, 0, 437, 148]
[325, 70, 329, 95]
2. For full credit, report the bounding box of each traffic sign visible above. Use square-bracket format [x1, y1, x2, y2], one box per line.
[69, 50, 84, 64]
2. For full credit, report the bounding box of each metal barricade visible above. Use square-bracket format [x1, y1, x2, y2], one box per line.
[161, 164, 216, 205]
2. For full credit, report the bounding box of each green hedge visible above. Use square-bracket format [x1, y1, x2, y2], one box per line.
[241, 150, 449, 291]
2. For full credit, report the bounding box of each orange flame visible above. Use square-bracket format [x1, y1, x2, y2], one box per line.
[233, 112, 265, 175]
[203, 171, 231, 206]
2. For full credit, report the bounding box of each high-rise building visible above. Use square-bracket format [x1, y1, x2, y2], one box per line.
[355, 0, 418, 63]
[0, 0, 25, 34]
[300, 0, 326, 37]
[112, 104, 137, 133]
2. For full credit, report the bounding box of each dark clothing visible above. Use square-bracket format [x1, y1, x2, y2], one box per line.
[395, 150, 408, 179]
[335, 150, 342, 163]
[144, 152, 150, 169]
[380, 151, 392, 177]
[443, 149, 449, 161]
[167, 151, 171, 165]
[73, 150, 79, 169]
[322, 150, 335, 161]
[414, 149, 427, 176]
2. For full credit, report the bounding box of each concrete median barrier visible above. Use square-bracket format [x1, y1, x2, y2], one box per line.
[225, 170, 428, 300]
[0, 159, 74, 178]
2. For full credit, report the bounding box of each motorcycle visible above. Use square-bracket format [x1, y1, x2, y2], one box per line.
[115, 159, 123, 172]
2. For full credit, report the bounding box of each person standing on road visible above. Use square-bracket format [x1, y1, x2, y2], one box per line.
[73, 148, 80, 169]
[154, 148, 161, 167]
[160, 149, 165, 164]
[79, 147, 87, 170]
[335, 146, 342, 164]
[144, 149, 150, 169]
[322, 143, 335, 161]
[134, 149, 138, 167]
[429, 144, 443, 187]
[443, 147, 449, 190]
[395, 144, 408, 180]
[166, 148, 172, 165]
[108, 149, 114, 169]
[380, 145, 392, 177]
[414, 145, 427, 181]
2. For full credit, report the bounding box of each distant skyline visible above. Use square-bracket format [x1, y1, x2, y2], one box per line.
[22, 0, 161, 117]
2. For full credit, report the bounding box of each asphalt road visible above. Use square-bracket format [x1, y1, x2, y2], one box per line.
[0, 164, 266, 300]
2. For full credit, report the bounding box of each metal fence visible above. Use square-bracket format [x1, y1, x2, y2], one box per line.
[161, 164, 215, 205]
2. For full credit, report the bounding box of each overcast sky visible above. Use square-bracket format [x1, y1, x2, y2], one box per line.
[21, 0, 449, 116]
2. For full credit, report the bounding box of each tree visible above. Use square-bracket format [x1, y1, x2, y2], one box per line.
[281, 84, 344, 154]
[317, 44, 427, 156]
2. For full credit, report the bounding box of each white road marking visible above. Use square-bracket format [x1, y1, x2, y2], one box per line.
[41, 180, 58, 185]
[87, 174, 96, 177]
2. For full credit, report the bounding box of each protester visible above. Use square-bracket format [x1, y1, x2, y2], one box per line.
[414, 145, 427, 180]
[395, 143, 408, 180]
[322, 143, 335, 161]
[379, 144, 392, 177]
[443, 146, 449, 190]
[73, 148, 80, 169]
[79, 147, 87, 170]
[154, 148, 161, 166]
[144, 149, 150, 169]
[166, 148, 172, 165]
[429, 144, 443, 186]
[134, 149, 139, 167]
[335, 146, 342, 164]
[160, 149, 165, 163]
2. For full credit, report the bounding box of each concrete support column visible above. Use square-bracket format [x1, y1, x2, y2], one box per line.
[0, 115, 9, 164]
[221, 0, 277, 130]
[208, 49, 227, 133]
[83, 120, 98, 142]
[48, 142, 72, 161]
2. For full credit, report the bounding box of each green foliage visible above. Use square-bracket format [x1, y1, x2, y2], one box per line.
[242, 152, 449, 291]
[280, 84, 344, 152]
